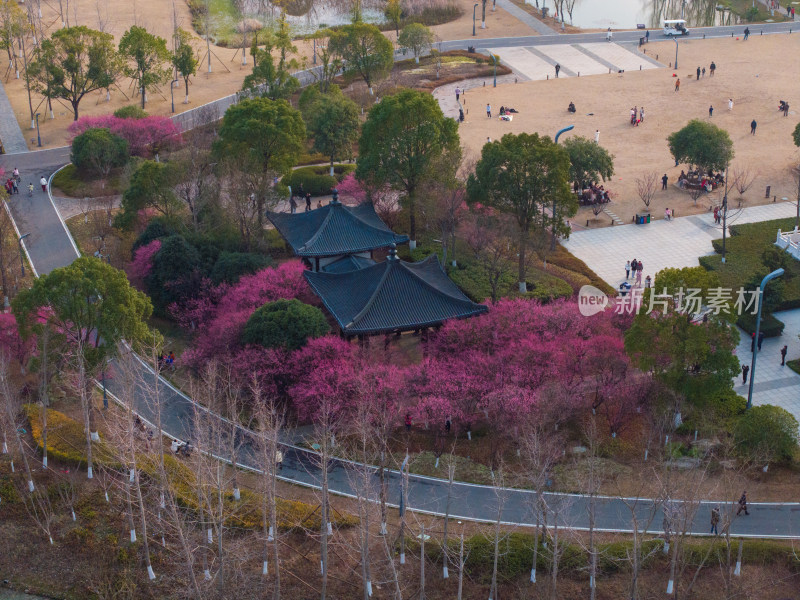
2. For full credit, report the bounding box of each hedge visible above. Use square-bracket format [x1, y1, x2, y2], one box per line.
[24, 404, 119, 469]
[736, 312, 785, 337]
[404, 532, 798, 582]
[281, 164, 356, 197]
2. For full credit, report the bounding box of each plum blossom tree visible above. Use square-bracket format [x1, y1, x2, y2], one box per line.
[68, 115, 181, 158]
[125, 238, 161, 291]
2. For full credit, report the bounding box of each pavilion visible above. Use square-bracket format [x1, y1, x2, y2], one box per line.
[304, 245, 488, 339]
[266, 194, 408, 272]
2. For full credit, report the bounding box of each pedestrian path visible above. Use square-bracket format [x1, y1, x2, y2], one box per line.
[490, 42, 661, 80]
[495, 0, 557, 35]
[0, 80, 28, 154]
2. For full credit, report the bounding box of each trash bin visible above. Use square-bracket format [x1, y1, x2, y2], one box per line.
[646, 214, 651, 223]
[541, 7, 549, 17]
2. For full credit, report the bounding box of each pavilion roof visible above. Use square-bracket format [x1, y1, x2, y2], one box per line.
[267, 200, 408, 257]
[304, 249, 487, 336]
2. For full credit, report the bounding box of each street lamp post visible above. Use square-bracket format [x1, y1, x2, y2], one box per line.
[35, 113, 41, 147]
[17, 233, 29, 277]
[673, 37, 679, 68]
[721, 162, 729, 263]
[483, 50, 498, 87]
[473, 3, 479, 36]
[550, 125, 575, 250]
[170, 78, 179, 113]
[746, 268, 785, 409]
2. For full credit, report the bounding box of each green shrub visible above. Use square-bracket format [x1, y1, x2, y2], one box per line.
[281, 164, 356, 197]
[242, 299, 329, 350]
[736, 312, 785, 337]
[733, 404, 799, 462]
[71, 127, 129, 176]
[449, 262, 515, 303]
[114, 105, 148, 119]
[210, 251, 272, 285]
[523, 270, 574, 302]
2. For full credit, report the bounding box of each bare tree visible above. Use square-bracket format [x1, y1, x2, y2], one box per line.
[488, 467, 511, 600]
[463, 212, 515, 303]
[635, 172, 658, 210]
[253, 379, 283, 599]
[0, 354, 35, 493]
[731, 165, 756, 197]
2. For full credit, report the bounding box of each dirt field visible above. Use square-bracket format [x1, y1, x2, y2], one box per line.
[456, 34, 800, 225]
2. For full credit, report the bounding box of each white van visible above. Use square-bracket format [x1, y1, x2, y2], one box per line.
[663, 19, 690, 36]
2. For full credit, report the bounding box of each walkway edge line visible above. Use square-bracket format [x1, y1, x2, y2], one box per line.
[46, 164, 81, 259]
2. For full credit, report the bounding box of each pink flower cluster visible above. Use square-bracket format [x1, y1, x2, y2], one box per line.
[68, 115, 182, 158]
[126, 239, 161, 291]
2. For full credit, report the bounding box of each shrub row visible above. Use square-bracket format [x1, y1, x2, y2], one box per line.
[736, 312, 785, 337]
[404, 532, 798, 582]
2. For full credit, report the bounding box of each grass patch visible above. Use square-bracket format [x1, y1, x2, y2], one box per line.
[787, 358, 800, 375]
[24, 404, 120, 469]
[51, 164, 124, 198]
[407, 451, 494, 485]
[65, 210, 136, 271]
[25, 403, 357, 532]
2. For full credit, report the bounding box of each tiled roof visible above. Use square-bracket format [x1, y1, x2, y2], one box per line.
[267, 201, 409, 257]
[304, 251, 487, 335]
[321, 255, 376, 274]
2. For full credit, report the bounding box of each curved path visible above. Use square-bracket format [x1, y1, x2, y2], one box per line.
[2, 22, 800, 538]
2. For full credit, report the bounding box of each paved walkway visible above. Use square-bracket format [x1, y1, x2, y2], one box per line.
[0, 80, 28, 154]
[495, 0, 557, 34]
[563, 201, 800, 423]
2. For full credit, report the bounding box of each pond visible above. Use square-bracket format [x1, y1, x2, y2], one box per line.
[534, 0, 745, 30]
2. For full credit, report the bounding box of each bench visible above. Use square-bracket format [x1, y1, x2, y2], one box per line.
[636, 23, 646, 29]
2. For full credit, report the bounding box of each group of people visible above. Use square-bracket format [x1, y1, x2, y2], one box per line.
[578, 183, 610, 206]
[629, 106, 645, 126]
[625, 258, 645, 286]
[779, 100, 791, 116]
[677, 169, 723, 192]
[289, 184, 314, 213]
[157, 351, 176, 370]
[3, 168, 46, 197]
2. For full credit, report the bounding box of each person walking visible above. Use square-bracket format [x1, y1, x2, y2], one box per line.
[646, 29, 650, 42]
[713, 206, 719, 223]
[305, 192, 312, 212]
[750, 119, 757, 135]
[555, 63, 560, 78]
[594, 129, 600, 143]
[11, 179, 18, 194]
[710, 61, 716, 75]
[736, 491, 749, 516]
[758, 330, 765, 351]
[783, 101, 790, 117]
[40, 176, 47, 192]
[743, 26, 750, 40]
[702, 67, 706, 77]
[486, 103, 492, 118]
[625, 260, 631, 279]
[742, 364, 749, 384]
[289, 195, 297, 213]
[709, 105, 713, 117]
[455, 87, 461, 101]
[696, 66, 701, 80]
[27, 183, 33, 197]
[675, 78, 680, 92]
[639, 107, 645, 123]
[635, 263, 643, 287]
[781, 345, 788, 365]
[728, 98, 733, 111]
[662, 173, 668, 190]
[710, 506, 720, 535]
[606, 27, 612, 41]
[644, 275, 651, 288]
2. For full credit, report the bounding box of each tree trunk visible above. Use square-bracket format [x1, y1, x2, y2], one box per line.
[408, 188, 417, 248]
[71, 100, 79, 121]
[517, 225, 527, 293]
[184, 77, 190, 104]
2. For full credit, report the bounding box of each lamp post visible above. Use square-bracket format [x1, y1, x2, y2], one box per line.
[170, 78, 178, 113]
[721, 162, 729, 263]
[673, 37, 679, 68]
[473, 3, 479, 36]
[17, 233, 29, 276]
[34, 113, 41, 147]
[550, 125, 575, 251]
[483, 50, 498, 87]
[746, 268, 785, 409]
